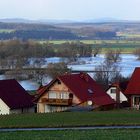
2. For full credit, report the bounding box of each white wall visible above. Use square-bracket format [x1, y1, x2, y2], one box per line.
[0, 98, 10, 115]
[106, 87, 127, 103]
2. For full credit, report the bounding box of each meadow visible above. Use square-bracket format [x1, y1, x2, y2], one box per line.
[0, 110, 140, 128]
[0, 129, 140, 140]
[0, 29, 14, 33]
[39, 39, 140, 53]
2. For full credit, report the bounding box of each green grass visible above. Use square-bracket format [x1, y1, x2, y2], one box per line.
[117, 33, 140, 38]
[1, 110, 140, 128]
[0, 29, 14, 33]
[38, 39, 140, 53]
[0, 129, 140, 140]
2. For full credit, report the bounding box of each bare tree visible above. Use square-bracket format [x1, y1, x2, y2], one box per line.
[94, 59, 121, 88]
[133, 48, 140, 60]
[105, 49, 122, 63]
[92, 46, 102, 57]
[46, 62, 71, 79]
[31, 69, 47, 85]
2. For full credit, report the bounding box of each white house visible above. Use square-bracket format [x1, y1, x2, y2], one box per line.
[0, 79, 34, 115]
[106, 82, 128, 104]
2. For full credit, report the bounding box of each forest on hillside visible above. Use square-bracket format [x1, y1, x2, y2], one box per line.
[0, 22, 117, 40]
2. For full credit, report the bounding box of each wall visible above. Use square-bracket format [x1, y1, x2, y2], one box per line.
[106, 87, 127, 103]
[0, 98, 10, 115]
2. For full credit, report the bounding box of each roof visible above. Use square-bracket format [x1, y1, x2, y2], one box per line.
[37, 73, 115, 106]
[0, 79, 34, 109]
[119, 81, 129, 92]
[125, 67, 140, 95]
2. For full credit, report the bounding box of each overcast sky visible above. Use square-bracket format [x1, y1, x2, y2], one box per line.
[0, 0, 140, 21]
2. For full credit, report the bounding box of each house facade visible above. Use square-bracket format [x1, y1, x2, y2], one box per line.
[0, 79, 34, 115]
[36, 73, 115, 113]
[125, 67, 140, 109]
[106, 82, 128, 105]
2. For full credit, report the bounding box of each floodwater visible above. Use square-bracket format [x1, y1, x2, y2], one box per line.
[1, 54, 140, 90]
[68, 54, 140, 77]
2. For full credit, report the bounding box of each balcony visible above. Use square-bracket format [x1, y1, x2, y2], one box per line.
[41, 98, 72, 106]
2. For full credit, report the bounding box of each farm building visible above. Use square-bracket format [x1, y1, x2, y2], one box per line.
[125, 67, 140, 109]
[0, 79, 34, 115]
[106, 82, 128, 106]
[35, 73, 115, 113]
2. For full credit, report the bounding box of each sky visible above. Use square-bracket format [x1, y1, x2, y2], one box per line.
[0, 0, 140, 21]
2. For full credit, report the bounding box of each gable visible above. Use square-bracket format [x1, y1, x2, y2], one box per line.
[50, 79, 69, 91]
[106, 87, 127, 102]
[38, 79, 81, 104]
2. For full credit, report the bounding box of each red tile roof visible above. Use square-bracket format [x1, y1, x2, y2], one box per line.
[37, 73, 115, 106]
[0, 79, 34, 109]
[125, 67, 140, 95]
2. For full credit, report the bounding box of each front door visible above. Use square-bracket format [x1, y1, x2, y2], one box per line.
[133, 96, 140, 110]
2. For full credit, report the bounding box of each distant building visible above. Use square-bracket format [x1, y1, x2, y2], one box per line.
[0, 79, 34, 115]
[35, 73, 115, 113]
[125, 67, 140, 109]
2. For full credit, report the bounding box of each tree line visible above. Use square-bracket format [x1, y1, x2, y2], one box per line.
[0, 39, 92, 82]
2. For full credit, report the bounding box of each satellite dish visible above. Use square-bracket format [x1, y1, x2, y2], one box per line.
[87, 100, 92, 106]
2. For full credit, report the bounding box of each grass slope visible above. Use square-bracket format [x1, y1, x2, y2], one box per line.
[0, 110, 140, 128]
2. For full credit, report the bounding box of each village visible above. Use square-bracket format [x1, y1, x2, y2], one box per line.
[0, 67, 139, 115]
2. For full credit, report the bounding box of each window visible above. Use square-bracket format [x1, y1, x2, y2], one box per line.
[60, 93, 69, 99]
[48, 92, 57, 99]
[110, 89, 116, 94]
[88, 89, 93, 94]
[57, 80, 61, 84]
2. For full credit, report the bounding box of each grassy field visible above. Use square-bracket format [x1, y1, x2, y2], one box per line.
[0, 129, 140, 140]
[0, 110, 140, 128]
[117, 33, 140, 38]
[38, 39, 140, 53]
[0, 29, 14, 33]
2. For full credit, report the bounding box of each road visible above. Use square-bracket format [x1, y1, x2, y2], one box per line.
[1, 126, 140, 132]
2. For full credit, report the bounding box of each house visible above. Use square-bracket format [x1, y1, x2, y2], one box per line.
[125, 67, 140, 109]
[35, 73, 115, 113]
[106, 82, 128, 106]
[0, 79, 34, 115]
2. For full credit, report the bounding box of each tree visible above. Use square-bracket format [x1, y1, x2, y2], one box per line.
[94, 58, 121, 88]
[94, 62, 121, 87]
[46, 62, 71, 79]
[92, 46, 102, 57]
[133, 48, 140, 60]
[31, 69, 47, 85]
[105, 49, 122, 63]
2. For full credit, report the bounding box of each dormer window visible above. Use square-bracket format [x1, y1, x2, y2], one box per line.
[88, 89, 93, 94]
